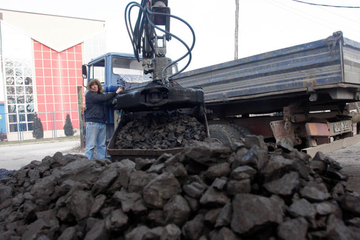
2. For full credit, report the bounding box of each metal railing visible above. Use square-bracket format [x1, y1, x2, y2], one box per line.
[0, 110, 80, 142]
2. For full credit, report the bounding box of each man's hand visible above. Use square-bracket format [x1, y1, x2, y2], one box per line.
[115, 87, 124, 94]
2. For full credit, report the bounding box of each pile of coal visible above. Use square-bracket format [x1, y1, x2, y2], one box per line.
[114, 111, 207, 150]
[1, 136, 360, 240]
[0, 169, 16, 179]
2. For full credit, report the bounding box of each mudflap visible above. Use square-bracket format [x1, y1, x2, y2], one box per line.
[270, 120, 296, 150]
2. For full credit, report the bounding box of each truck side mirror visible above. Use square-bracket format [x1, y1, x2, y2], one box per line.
[82, 65, 87, 79]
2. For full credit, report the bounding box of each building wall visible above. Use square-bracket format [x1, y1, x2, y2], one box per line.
[0, 102, 6, 135]
[0, 9, 105, 52]
[0, 10, 106, 141]
[1, 21, 35, 141]
[33, 40, 83, 133]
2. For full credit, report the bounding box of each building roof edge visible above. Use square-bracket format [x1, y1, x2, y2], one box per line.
[0, 8, 105, 22]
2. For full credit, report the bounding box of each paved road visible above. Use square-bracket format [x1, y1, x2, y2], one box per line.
[0, 141, 84, 170]
[326, 141, 360, 193]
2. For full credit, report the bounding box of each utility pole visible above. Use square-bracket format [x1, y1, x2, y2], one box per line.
[235, 0, 239, 60]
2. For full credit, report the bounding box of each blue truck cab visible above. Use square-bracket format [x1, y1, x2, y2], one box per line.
[82, 52, 150, 143]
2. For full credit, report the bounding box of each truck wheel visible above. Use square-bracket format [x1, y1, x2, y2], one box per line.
[208, 124, 243, 144]
[230, 124, 253, 137]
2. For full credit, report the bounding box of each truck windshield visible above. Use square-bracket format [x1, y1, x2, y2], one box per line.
[112, 57, 142, 76]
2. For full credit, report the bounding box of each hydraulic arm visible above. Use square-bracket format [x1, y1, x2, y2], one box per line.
[115, 0, 205, 112]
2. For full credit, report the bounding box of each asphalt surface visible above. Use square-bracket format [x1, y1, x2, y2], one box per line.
[0, 140, 84, 170]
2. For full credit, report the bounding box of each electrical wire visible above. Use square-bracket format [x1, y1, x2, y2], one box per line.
[267, 0, 337, 31]
[124, 1, 195, 83]
[268, 0, 360, 40]
[292, 0, 360, 8]
[314, 4, 360, 31]
[289, 0, 360, 37]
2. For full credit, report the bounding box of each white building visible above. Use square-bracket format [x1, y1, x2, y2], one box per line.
[0, 9, 106, 141]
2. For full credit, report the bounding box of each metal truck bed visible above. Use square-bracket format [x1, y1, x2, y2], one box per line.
[107, 111, 209, 162]
[107, 120, 183, 161]
[173, 32, 360, 116]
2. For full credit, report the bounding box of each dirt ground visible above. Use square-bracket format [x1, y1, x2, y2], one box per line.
[326, 141, 360, 193]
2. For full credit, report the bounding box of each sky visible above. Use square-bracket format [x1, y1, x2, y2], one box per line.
[1, 0, 360, 71]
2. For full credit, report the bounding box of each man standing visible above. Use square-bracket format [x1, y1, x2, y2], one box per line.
[84, 79, 123, 160]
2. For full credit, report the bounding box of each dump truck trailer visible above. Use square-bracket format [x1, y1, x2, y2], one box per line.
[173, 31, 360, 155]
[84, 31, 360, 160]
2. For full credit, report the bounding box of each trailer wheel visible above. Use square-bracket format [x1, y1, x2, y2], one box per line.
[208, 124, 243, 144]
[230, 124, 253, 137]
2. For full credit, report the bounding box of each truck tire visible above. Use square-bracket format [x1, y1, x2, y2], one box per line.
[208, 124, 243, 144]
[230, 124, 253, 137]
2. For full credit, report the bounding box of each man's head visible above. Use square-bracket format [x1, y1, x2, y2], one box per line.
[87, 79, 103, 93]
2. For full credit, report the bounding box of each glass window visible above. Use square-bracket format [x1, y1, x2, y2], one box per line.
[6, 77, 14, 85]
[16, 86, 24, 94]
[7, 86, 15, 95]
[23, 61, 31, 68]
[112, 57, 144, 78]
[17, 95, 25, 104]
[3, 34, 35, 133]
[113, 57, 129, 73]
[5, 60, 13, 67]
[9, 124, 18, 132]
[8, 105, 16, 113]
[9, 114, 17, 123]
[14, 60, 22, 67]
[24, 68, 32, 77]
[16, 77, 24, 85]
[7, 96, 16, 104]
[26, 86, 33, 94]
[96, 68, 105, 84]
[18, 105, 25, 113]
[5, 68, 13, 76]
[26, 104, 34, 112]
[20, 123, 27, 131]
[27, 113, 35, 121]
[19, 114, 26, 121]
[27, 122, 33, 131]
[89, 58, 106, 84]
[90, 66, 105, 84]
[25, 77, 32, 85]
[15, 68, 22, 77]
[26, 95, 34, 103]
